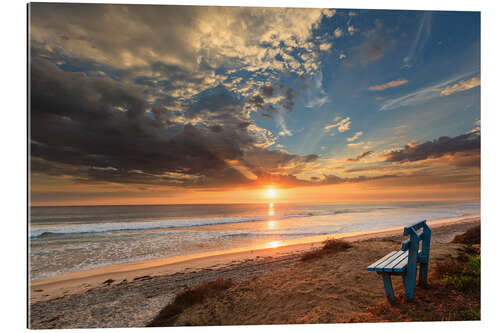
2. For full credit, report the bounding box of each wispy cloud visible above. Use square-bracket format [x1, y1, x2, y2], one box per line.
[347, 141, 364, 147]
[379, 72, 479, 111]
[368, 79, 408, 91]
[276, 111, 292, 136]
[324, 117, 351, 133]
[440, 76, 480, 96]
[306, 70, 329, 108]
[347, 131, 363, 142]
[403, 12, 432, 68]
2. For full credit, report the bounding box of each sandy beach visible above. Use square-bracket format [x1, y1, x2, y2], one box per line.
[29, 216, 479, 328]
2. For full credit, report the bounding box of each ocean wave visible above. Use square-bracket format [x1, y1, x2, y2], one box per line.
[29, 209, 366, 238]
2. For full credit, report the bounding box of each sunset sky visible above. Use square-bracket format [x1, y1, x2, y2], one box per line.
[29, 4, 480, 206]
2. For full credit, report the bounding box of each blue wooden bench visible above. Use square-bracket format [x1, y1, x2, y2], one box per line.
[367, 220, 431, 303]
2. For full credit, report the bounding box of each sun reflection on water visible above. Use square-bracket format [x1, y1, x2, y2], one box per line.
[267, 220, 277, 229]
[268, 202, 275, 216]
[268, 240, 282, 248]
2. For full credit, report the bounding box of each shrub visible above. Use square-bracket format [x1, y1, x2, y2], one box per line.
[147, 278, 233, 327]
[301, 238, 352, 261]
[440, 255, 480, 292]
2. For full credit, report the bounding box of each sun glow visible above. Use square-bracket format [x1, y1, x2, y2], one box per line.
[266, 188, 277, 198]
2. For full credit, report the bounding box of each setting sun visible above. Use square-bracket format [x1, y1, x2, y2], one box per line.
[266, 188, 277, 199]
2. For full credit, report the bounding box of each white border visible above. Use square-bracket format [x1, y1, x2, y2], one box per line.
[2, 1, 499, 332]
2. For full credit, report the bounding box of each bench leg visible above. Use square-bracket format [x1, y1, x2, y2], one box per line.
[405, 264, 417, 301]
[379, 272, 395, 303]
[419, 262, 429, 285]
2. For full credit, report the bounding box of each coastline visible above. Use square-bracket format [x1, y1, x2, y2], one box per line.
[29, 215, 479, 305]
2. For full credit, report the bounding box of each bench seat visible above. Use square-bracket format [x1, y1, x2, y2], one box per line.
[366, 220, 431, 303]
[367, 250, 409, 273]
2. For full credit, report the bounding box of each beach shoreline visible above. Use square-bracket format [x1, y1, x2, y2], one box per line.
[29, 215, 479, 305]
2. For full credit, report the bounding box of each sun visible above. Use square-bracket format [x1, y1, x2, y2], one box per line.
[266, 188, 277, 199]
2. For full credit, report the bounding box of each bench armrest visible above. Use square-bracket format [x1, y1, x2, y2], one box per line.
[401, 239, 410, 251]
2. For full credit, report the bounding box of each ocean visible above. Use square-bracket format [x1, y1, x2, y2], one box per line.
[29, 201, 479, 280]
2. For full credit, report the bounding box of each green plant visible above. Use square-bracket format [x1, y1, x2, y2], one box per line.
[441, 255, 480, 292]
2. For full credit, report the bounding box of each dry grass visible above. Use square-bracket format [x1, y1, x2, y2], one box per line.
[300, 238, 352, 261]
[147, 279, 233, 327]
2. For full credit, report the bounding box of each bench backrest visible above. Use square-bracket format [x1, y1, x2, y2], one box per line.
[401, 220, 431, 261]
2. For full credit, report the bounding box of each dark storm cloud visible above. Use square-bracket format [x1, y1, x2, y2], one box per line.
[30, 59, 246, 185]
[384, 131, 480, 163]
[247, 84, 294, 118]
[248, 95, 265, 108]
[346, 151, 374, 162]
[243, 148, 319, 175]
[30, 58, 319, 188]
[261, 85, 274, 98]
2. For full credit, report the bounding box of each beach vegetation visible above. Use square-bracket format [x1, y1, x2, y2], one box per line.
[440, 254, 480, 291]
[147, 278, 233, 327]
[300, 238, 352, 261]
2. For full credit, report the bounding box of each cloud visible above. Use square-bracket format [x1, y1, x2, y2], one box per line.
[379, 72, 480, 111]
[319, 43, 332, 51]
[367, 79, 408, 91]
[440, 76, 480, 96]
[403, 12, 432, 68]
[29, 58, 318, 188]
[324, 117, 351, 133]
[305, 70, 329, 108]
[30, 3, 334, 118]
[323, 9, 336, 18]
[346, 131, 363, 142]
[317, 173, 395, 185]
[243, 148, 319, 176]
[357, 36, 385, 64]
[384, 131, 480, 163]
[346, 141, 365, 147]
[30, 4, 327, 72]
[346, 151, 373, 162]
[261, 85, 275, 98]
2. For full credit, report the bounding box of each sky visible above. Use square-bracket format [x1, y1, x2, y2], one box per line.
[28, 3, 480, 206]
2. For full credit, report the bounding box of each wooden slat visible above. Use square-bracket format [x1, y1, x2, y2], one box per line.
[393, 257, 409, 272]
[384, 251, 409, 272]
[374, 251, 406, 272]
[367, 251, 397, 271]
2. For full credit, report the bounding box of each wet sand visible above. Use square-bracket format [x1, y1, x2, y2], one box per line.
[29, 216, 479, 328]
